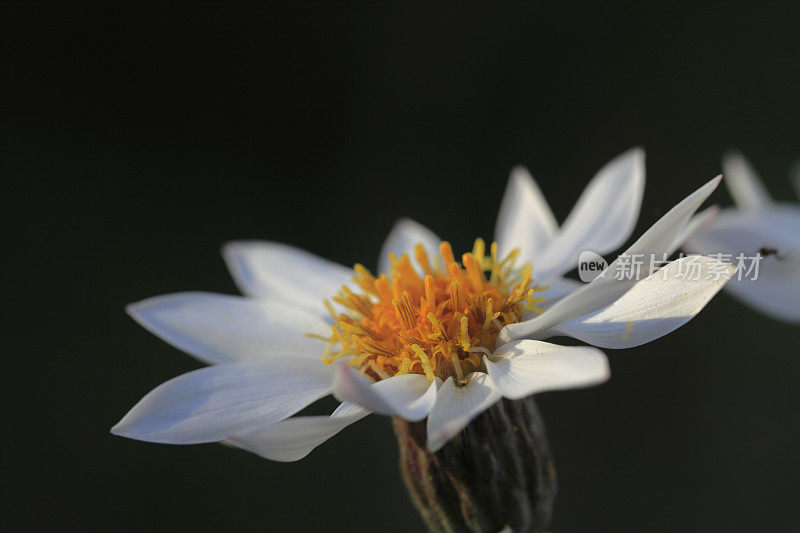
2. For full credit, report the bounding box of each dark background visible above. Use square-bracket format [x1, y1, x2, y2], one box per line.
[3, 2, 799, 531]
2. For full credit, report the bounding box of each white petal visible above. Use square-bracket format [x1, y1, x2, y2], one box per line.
[229, 402, 369, 462]
[127, 292, 330, 364]
[551, 255, 735, 348]
[111, 359, 333, 444]
[685, 205, 800, 257]
[534, 148, 645, 279]
[485, 340, 609, 399]
[222, 241, 352, 313]
[498, 175, 721, 344]
[723, 151, 772, 211]
[332, 365, 439, 421]
[377, 218, 441, 276]
[426, 373, 502, 452]
[495, 166, 558, 263]
[722, 266, 800, 323]
[684, 205, 800, 323]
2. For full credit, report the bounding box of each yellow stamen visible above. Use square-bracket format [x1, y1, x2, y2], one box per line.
[424, 275, 436, 311]
[374, 276, 393, 302]
[396, 358, 413, 375]
[459, 315, 471, 351]
[415, 243, 434, 276]
[449, 278, 464, 313]
[392, 291, 417, 330]
[411, 344, 436, 381]
[472, 237, 486, 265]
[483, 298, 498, 328]
[353, 264, 377, 295]
[323, 300, 337, 321]
[333, 286, 373, 316]
[462, 252, 485, 291]
[439, 241, 456, 270]
[311, 239, 541, 382]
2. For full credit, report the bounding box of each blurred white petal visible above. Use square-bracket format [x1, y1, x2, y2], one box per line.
[378, 218, 441, 275]
[685, 205, 800, 323]
[222, 240, 352, 314]
[689, 205, 800, 253]
[722, 266, 800, 323]
[723, 150, 772, 211]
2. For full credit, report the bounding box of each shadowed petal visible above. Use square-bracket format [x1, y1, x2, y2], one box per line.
[426, 373, 502, 452]
[485, 340, 609, 400]
[229, 402, 369, 462]
[111, 359, 334, 444]
[332, 365, 439, 421]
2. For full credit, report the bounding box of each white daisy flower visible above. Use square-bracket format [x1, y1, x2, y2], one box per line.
[112, 149, 732, 460]
[684, 151, 800, 323]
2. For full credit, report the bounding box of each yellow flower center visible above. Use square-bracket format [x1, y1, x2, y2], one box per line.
[315, 239, 545, 383]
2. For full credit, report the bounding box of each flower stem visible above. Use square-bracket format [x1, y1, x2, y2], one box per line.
[393, 397, 556, 533]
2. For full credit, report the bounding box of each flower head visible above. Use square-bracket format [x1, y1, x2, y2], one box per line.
[684, 151, 800, 323]
[112, 149, 733, 459]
